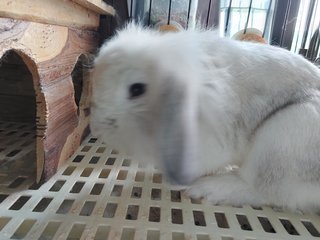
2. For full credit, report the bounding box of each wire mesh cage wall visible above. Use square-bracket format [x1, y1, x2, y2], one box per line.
[126, 0, 220, 30]
[105, 0, 320, 64]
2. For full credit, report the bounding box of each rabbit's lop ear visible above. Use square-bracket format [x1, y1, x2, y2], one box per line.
[156, 78, 198, 185]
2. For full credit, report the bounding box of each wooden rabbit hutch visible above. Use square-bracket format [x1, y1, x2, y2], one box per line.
[0, 0, 115, 184]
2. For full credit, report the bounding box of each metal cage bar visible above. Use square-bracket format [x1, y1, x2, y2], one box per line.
[186, 0, 192, 29]
[206, 0, 212, 28]
[224, 0, 233, 35]
[103, 0, 319, 64]
[167, 0, 173, 25]
[148, 0, 153, 25]
[243, 0, 253, 34]
[262, 0, 273, 38]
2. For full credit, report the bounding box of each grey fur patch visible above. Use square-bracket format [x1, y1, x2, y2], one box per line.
[254, 152, 286, 195]
[250, 92, 312, 138]
[296, 157, 320, 182]
[231, 115, 246, 150]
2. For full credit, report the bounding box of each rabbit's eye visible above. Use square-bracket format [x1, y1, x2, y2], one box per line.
[129, 83, 146, 99]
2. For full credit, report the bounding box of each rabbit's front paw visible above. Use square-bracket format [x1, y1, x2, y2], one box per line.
[186, 174, 264, 207]
[186, 176, 234, 205]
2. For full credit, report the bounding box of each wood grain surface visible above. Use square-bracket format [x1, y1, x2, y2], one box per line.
[0, 0, 113, 30]
[0, 17, 99, 182]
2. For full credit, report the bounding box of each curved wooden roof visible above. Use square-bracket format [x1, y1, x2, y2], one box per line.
[0, 0, 115, 30]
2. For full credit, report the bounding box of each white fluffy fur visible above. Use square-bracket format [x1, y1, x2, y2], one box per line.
[90, 24, 320, 213]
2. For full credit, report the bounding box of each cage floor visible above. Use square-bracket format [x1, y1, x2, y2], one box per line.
[0, 121, 36, 194]
[0, 136, 320, 240]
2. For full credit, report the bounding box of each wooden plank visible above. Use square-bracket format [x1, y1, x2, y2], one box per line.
[72, 0, 115, 15]
[0, 18, 69, 63]
[0, 18, 30, 43]
[0, 0, 100, 30]
[59, 55, 93, 169]
[37, 28, 98, 181]
[38, 29, 98, 86]
[19, 22, 69, 63]
[0, 16, 98, 182]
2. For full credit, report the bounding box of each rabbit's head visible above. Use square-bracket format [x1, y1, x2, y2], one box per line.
[91, 24, 204, 185]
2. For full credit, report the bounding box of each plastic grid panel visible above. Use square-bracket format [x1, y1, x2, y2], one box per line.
[0, 136, 320, 240]
[0, 121, 36, 194]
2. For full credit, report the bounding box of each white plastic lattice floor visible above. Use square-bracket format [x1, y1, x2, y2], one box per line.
[1, 135, 320, 240]
[0, 121, 36, 194]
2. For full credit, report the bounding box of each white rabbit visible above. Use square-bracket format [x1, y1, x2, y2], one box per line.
[90, 24, 320, 213]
